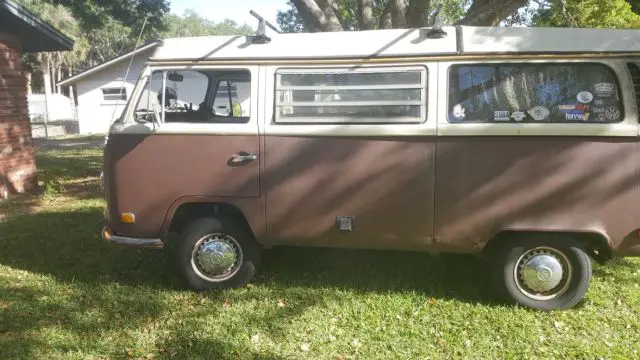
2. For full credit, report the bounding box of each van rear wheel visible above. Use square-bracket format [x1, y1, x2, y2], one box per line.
[175, 217, 261, 290]
[494, 236, 592, 310]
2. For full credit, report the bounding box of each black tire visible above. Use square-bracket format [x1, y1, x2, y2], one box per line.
[175, 216, 261, 290]
[493, 236, 592, 310]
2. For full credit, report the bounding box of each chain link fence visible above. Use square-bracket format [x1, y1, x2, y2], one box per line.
[28, 94, 80, 139]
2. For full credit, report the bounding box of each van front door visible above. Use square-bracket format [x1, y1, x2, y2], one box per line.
[262, 64, 437, 250]
[105, 66, 261, 238]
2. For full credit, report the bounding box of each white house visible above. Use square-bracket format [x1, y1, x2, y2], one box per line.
[58, 41, 160, 134]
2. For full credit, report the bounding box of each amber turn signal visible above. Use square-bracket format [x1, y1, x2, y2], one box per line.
[120, 212, 136, 224]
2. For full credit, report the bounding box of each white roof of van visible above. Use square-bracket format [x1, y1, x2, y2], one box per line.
[150, 26, 640, 62]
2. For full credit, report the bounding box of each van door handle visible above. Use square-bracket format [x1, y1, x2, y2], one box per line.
[228, 151, 257, 166]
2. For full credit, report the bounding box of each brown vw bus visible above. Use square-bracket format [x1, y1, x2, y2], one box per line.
[101, 25, 640, 310]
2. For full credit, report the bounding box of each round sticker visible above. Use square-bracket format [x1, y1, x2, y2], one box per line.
[605, 106, 620, 121]
[577, 91, 594, 104]
[527, 106, 550, 121]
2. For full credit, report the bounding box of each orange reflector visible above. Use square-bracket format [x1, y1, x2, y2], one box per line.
[120, 212, 136, 224]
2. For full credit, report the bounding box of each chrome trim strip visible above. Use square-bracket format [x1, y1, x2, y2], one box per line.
[102, 227, 164, 249]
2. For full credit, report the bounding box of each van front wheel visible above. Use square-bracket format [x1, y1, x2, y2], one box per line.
[176, 217, 261, 290]
[495, 237, 592, 310]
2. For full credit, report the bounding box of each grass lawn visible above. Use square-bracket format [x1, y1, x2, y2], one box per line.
[1, 138, 640, 359]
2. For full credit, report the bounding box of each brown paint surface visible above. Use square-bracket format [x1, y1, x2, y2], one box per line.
[434, 137, 640, 252]
[103, 132, 640, 254]
[263, 136, 436, 250]
[104, 133, 261, 238]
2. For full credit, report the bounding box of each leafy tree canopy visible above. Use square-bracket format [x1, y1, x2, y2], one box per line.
[278, 0, 640, 32]
[162, 10, 253, 38]
[532, 0, 640, 28]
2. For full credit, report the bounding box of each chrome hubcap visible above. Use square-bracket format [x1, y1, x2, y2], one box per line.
[514, 246, 572, 301]
[191, 233, 242, 282]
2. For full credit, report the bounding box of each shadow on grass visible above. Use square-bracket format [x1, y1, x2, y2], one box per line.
[2, 206, 636, 302]
[0, 206, 497, 303]
[0, 207, 175, 289]
[2, 207, 639, 357]
[33, 135, 105, 151]
[259, 246, 497, 304]
[36, 150, 103, 185]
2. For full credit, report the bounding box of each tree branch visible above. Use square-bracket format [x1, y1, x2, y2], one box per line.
[378, 1, 393, 29]
[390, 0, 407, 28]
[316, 0, 346, 30]
[291, 0, 344, 31]
[357, 0, 374, 30]
[456, 0, 528, 26]
[406, 0, 430, 28]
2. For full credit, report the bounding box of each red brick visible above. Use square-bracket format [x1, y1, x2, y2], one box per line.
[0, 37, 38, 198]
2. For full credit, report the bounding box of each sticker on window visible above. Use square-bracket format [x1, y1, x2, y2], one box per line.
[577, 91, 593, 104]
[594, 83, 615, 97]
[511, 111, 526, 122]
[605, 106, 621, 121]
[452, 104, 466, 120]
[494, 110, 510, 121]
[565, 112, 590, 121]
[527, 106, 549, 121]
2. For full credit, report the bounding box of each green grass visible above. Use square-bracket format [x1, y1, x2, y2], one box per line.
[1, 139, 640, 359]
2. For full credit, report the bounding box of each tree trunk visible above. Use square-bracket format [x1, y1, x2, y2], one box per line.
[357, 0, 374, 30]
[41, 55, 51, 139]
[390, 0, 407, 28]
[406, 0, 430, 28]
[378, 1, 393, 29]
[26, 72, 32, 95]
[56, 65, 62, 94]
[67, 68, 77, 107]
[456, 0, 528, 26]
[291, 0, 344, 31]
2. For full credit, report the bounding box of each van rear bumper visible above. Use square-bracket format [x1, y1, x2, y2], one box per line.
[101, 226, 164, 249]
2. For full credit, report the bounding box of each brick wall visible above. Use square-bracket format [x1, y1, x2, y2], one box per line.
[0, 34, 37, 199]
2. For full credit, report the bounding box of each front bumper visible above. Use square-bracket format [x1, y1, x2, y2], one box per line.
[101, 226, 164, 249]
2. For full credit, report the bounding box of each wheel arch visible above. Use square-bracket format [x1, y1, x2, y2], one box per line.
[481, 230, 612, 264]
[162, 199, 260, 246]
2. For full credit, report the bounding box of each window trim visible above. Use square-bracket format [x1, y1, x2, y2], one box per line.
[274, 65, 428, 125]
[445, 61, 625, 124]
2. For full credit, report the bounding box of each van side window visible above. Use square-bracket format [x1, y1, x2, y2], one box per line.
[275, 66, 426, 124]
[626, 63, 640, 115]
[448, 63, 623, 123]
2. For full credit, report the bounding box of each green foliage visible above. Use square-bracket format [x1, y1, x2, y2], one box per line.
[15, 0, 88, 69]
[15, 0, 256, 79]
[45, 0, 170, 33]
[277, 2, 306, 33]
[162, 10, 253, 38]
[533, 0, 640, 28]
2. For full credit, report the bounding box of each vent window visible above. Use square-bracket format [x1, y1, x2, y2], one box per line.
[627, 63, 640, 115]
